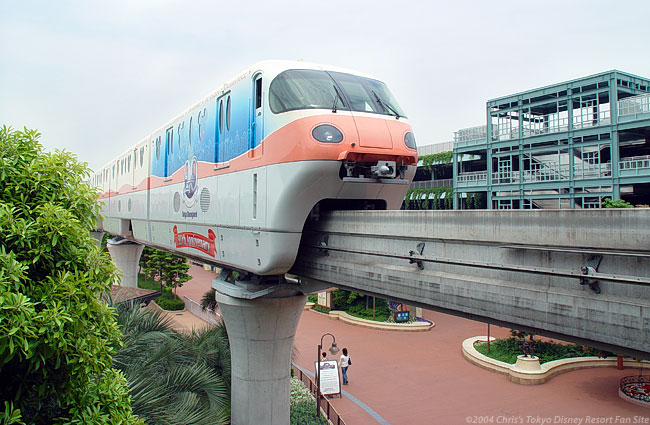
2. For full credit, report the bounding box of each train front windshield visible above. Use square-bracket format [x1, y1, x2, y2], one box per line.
[269, 69, 406, 118]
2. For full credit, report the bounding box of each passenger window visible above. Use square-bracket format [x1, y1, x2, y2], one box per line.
[226, 96, 231, 131]
[178, 122, 184, 151]
[255, 78, 262, 109]
[189, 117, 193, 147]
[219, 100, 223, 133]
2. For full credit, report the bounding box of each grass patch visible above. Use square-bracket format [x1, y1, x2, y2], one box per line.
[474, 337, 592, 364]
[137, 274, 184, 311]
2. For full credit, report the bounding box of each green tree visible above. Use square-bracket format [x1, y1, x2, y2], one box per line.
[0, 127, 142, 424]
[140, 246, 191, 298]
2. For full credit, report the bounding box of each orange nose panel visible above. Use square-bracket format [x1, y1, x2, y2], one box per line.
[354, 115, 394, 149]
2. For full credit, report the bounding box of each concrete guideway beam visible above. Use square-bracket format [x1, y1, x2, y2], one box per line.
[213, 273, 306, 425]
[291, 209, 650, 358]
[107, 238, 144, 288]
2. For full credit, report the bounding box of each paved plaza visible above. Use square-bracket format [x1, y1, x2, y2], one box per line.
[175, 266, 649, 425]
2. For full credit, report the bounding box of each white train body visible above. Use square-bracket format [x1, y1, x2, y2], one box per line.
[93, 60, 418, 275]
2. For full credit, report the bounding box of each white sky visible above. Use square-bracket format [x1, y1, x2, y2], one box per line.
[1, 0, 649, 171]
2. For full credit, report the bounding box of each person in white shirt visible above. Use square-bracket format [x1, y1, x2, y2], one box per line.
[339, 347, 351, 385]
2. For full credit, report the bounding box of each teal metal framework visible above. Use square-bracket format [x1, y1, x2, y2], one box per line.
[452, 70, 650, 209]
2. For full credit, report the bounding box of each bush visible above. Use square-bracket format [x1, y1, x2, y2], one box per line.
[474, 337, 592, 364]
[331, 290, 390, 321]
[155, 296, 185, 311]
[289, 378, 327, 425]
[602, 198, 633, 208]
[0, 126, 142, 424]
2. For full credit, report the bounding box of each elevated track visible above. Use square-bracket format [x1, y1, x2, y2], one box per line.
[291, 209, 650, 358]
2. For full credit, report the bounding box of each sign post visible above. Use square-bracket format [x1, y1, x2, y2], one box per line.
[315, 360, 341, 398]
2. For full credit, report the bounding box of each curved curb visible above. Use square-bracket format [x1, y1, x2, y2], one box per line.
[462, 336, 650, 385]
[305, 304, 434, 331]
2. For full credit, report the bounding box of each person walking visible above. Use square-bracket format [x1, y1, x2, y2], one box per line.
[339, 347, 351, 385]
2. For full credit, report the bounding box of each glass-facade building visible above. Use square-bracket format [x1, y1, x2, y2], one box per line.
[451, 70, 650, 209]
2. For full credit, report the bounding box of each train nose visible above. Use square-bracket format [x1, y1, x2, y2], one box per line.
[353, 116, 393, 149]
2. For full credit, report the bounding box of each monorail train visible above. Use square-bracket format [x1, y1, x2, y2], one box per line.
[93, 60, 418, 275]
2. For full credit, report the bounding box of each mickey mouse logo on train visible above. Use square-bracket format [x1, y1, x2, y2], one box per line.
[94, 60, 418, 276]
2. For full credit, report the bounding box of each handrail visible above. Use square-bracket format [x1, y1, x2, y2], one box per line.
[293, 364, 347, 425]
[182, 296, 220, 325]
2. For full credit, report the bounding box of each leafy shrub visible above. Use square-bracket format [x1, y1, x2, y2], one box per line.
[289, 378, 327, 425]
[155, 296, 185, 311]
[602, 198, 634, 208]
[0, 126, 142, 424]
[331, 290, 390, 321]
[474, 337, 593, 364]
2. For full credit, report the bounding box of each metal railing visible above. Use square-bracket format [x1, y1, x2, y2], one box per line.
[618, 93, 650, 117]
[454, 125, 489, 143]
[457, 171, 487, 185]
[573, 109, 611, 129]
[293, 364, 346, 425]
[491, 170, 520, 184]
[410, 179, 453, 189]
[573, 163, 612, 179]
[619, 155, 650, 175]
[522, 114, 569, 136]
[182, 296, 221, 325]
[522, 163, 570, 183]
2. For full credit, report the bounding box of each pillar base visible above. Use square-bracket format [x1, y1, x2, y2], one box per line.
[216, 280, 306, 425]
[106, 238, 144, 288]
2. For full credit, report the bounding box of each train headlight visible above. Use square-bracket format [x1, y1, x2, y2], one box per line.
[312, 124, 343, 143]
[404, 132, 417, 149]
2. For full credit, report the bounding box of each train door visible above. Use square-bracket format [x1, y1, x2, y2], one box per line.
[250, 73, 263, 159]
[216, 91, 230, 163]
[165, 126, 173, 177]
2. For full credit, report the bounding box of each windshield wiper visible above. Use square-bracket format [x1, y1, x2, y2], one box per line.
[372, 90, 400, 119]
[332, 84, 345, 113]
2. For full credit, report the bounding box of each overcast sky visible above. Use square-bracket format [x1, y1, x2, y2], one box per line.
[1, 0, 649, 171]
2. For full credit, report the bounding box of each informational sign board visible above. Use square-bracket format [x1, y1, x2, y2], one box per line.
[317, 291, 331, 308]
[314, 360, 340, 396]
[395, 311, 410, 323]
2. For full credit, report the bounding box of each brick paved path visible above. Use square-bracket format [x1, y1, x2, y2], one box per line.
[176, 266, 650, 425]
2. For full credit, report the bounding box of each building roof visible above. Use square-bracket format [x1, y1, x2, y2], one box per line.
[107, 286, 161, 306]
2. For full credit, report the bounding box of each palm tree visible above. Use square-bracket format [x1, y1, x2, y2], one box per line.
[113, 303, 231, 425]
[200, 288, 217, 313]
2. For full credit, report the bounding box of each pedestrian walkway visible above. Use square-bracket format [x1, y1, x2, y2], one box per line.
[293, 310, 649, 425]
[173, 266, 650, 425]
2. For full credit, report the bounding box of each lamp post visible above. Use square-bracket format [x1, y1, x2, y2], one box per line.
[316, 332, 339, 417]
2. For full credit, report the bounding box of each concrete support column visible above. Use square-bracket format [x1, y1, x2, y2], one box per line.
[106, 239, 144, 288]
[216, 287, 306, 425]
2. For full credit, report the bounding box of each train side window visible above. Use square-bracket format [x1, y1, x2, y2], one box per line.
[156, 137, 161, 160]
[226, 96, 231, 131]
[166, 127, 174, 155]
[198, 108, 206, 142]
[140, 147, 144, 167]
[219, 100, 223, 134]
[189, 116, 193, 147]
[178, 122, 184, 151]
[255, 78, 262, 109]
